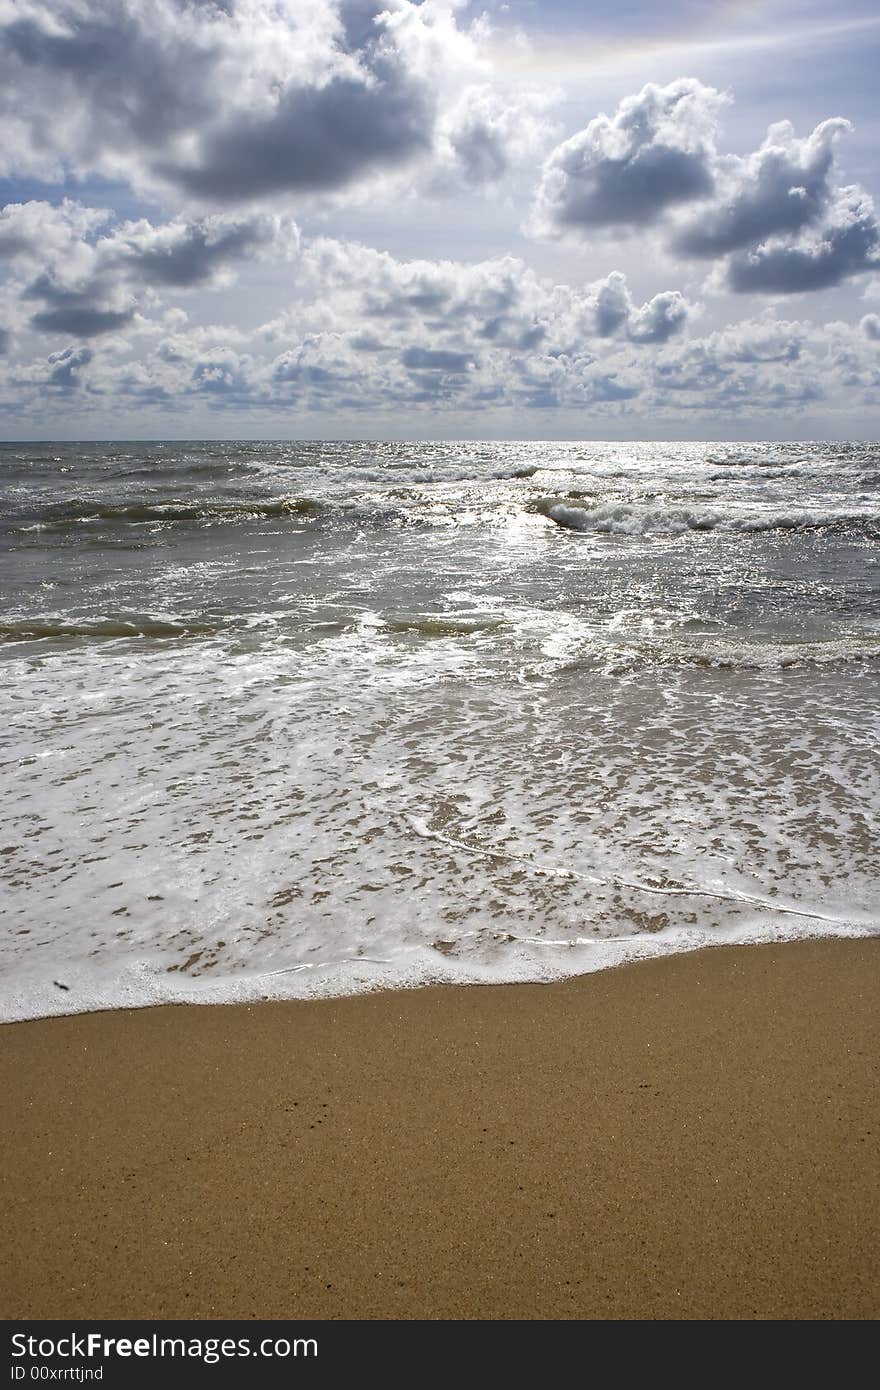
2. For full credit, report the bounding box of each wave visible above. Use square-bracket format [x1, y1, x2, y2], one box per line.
[601, 634, 880, 673]
[384, 616, 507, 638]
[535, 497, 880, 538]
[704, 453, 806, 469]
[11, 496, 328, 529]
[0, 617, 218, 642]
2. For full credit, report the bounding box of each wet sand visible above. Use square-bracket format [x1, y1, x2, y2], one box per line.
[2, 938, 878, 1320]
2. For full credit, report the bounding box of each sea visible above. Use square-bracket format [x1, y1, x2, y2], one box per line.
[1, 439, 878, 1021]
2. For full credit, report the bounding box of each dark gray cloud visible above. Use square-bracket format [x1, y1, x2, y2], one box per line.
[402, 346, 475, 372]
[728, 192, 880, 294]
[533, 80, 721, 234]
[2, 9, 214, 143]
[0, 2, 475, 202]
[162, 69, 432, 201]
[114, 214, 299, 287]
[121, 220, 271, 287]
[0, 327, 8, 355]
[534, 83, 880, 296]
[674, 119, 850, 258]
[0, 222, 31, 259]
[479, 317, 546, 350]
[447, 117, 508, 187]
[553, 144, 712, 230]
[23, 272, 136, 337]
[30, 305, 135, 337]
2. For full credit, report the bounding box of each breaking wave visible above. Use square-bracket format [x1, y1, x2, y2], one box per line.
[536, 497, 880, 538]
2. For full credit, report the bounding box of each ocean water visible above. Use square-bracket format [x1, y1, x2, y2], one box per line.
[1, 439, 878, 1021]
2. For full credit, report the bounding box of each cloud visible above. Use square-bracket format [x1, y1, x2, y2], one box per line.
[533, 81, 880, 295]
[710, 314, 806, 364]
[6, 228, 877, 425]
[0, 236, 700, 415]
[0, 199, 110, 259]
[0, 200, 300, 337]
[6, 303, 877, 423]
[162, 65, 431, 202]
[531, 79, 723, 234]
[862, 313, 880, 341]
[11, 343, 95, 390]
[113, 214, 300, 288]
[402, 345, 475, 371]
[673, 119, 851, 258]
[428, 82, 554, 193]
[26, 297, 135, 338]
[726, 188, 880, 293]
[627, 289, 689, 344]
[642, 313, 880, 410]
[294, 242, 691, 360]
[190, 348, 256, 399]
[650, 331, 824, 409]
[544, 270, 689, 345]
[45, 343, 93, 387]
[0, 1, 510, 203]
[591, 272, 630, 337]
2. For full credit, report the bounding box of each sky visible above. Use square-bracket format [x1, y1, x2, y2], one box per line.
[0, 0, 879, 439]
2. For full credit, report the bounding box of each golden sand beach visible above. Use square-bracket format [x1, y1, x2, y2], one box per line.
[2, 938, 878, 1321]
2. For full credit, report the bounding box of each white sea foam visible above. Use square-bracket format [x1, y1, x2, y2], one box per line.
[3, 915, 875, 1024]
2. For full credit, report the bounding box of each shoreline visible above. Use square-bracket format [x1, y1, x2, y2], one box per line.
[3, 922, 876, 1025]
[2, 937, 878, 1320]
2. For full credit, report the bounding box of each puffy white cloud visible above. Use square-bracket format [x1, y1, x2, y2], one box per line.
[708, 313, 806, 364]
[428, 82, 555, 192]
[292, 241, 692, 356]
[189, 347, 258, 399]
[0, 198, 109, 259]
[647, 312, 880, 411]
[0, 200, 300, 336]
[622, 285, 689, 344]
[533, 80, 880, 295]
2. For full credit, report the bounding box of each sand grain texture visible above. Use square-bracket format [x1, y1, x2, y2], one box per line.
[2, 939, 878, 1320]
